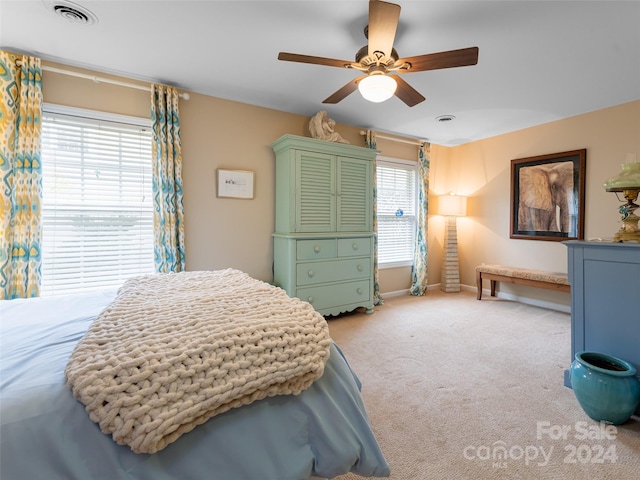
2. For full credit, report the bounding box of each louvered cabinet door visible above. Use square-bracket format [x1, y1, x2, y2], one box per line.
[336, 156, 372, 232]
[295, 151, 336, 232]
[271, 134, 378, 316]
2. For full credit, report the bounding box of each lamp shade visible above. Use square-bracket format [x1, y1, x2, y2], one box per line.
[358, 74, 397, 103]
[603, 158, 640, 192]
[438, 194, 467, 216]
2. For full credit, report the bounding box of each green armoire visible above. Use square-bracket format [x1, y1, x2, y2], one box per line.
[271, 134, 378, 316]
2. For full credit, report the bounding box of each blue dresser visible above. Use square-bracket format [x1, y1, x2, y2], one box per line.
[565, 241, 640, 388]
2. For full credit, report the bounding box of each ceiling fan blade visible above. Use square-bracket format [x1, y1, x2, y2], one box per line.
[390, 75, 425, 107]
[278, 52, 353, 69]
[368, 0, 401, 59]
[323, 77, 361, 104]
[396, 46, 479, 73]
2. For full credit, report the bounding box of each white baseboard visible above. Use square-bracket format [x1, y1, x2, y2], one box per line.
[488, 290, 570, 313]
[383, 283, 571, 314]
[380, 283, 470, 298]
[463, 283, 570, 313]
[380, 289, 410, 298]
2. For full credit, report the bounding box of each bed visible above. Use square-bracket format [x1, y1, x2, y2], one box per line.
[0, 269, 390, 480]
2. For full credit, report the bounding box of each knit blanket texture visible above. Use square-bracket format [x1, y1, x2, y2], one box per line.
[64, 269, 331, 454]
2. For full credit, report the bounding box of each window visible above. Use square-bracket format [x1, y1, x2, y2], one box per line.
[40, 104, 155, 296]
[376, 157, 418, 267]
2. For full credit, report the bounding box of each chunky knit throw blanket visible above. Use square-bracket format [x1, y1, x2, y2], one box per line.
[64, 269, 331, 454]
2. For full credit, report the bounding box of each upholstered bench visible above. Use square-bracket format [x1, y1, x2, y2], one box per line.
[475, 264, 570, 300]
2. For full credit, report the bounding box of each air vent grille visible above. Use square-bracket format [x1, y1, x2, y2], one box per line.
[44, 0, 98, 24]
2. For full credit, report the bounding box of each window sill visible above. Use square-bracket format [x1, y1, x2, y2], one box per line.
[379, 261, 413, 270]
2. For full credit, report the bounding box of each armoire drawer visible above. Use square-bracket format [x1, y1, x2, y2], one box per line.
[296, 239, 337, 260]
[297, 280, 371, 311]
[296, 258, 371, 286]
[338, 237, 371, 257]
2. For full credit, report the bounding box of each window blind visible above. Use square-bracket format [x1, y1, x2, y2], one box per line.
[376, 160, 417, 266]
[40, 109, 155, 296]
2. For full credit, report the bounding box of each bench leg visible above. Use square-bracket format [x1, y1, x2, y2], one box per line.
[490, 280, 497, 297]
[476, 271, 482, 300]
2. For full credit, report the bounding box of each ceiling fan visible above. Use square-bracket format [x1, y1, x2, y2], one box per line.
[278, 0, 479, 107]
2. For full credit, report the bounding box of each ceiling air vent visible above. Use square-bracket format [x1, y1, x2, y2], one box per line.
[43, 0, 98, 24]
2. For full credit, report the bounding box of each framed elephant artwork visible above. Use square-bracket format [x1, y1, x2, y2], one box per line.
[510, 149, 586, 241]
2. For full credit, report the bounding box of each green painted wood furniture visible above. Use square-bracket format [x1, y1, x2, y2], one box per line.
[271, 135, 378, 316]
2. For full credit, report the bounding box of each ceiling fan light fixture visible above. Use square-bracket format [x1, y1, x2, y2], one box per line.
[277, 1, 478, 107]
[358, 74, 397, 103]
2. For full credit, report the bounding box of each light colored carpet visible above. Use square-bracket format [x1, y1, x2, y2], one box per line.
[328, 290, 640, 480]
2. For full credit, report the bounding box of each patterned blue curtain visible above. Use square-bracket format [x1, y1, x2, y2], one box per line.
[150, 84, 185, 273]
[410, 142, 430, 295]
[364, 130, 383, 305]
[0, 51, 43, 299]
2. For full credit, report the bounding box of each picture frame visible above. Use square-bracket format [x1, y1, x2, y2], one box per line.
[217, 169, 255, 199]
[510, 149, 586, 241]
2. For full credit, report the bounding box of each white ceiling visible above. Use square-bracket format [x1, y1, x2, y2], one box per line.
[2, 0, 639, 146]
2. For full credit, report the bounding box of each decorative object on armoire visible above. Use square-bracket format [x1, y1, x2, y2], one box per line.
[438, 193, 467, 293]
[603, 155, 640, 243]
[308, 111, 349, 144]
[277, 0, 479, 107]
[569, 351, 640, 425]
[271, 134, 377, 316]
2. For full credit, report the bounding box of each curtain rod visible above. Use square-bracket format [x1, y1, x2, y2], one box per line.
[359, 130, 425, 146]
[16, 61, 190, 100]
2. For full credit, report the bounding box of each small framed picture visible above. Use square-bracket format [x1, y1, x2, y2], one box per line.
[510, 149, 586, 241]
[217, 169, 255, 199]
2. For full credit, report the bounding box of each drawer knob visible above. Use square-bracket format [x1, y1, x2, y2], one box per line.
[314, 245, 321, 253]
[357, 264, 363, 272]
[307, 296, 314, 304]
[357, 288, 363, 295]
[307, 270, 315, 277]
[352, 243, 359, 250]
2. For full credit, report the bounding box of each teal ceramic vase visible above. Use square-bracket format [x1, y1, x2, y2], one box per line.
[570, 351, 640, 425]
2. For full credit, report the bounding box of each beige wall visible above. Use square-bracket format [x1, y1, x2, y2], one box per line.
[40, 60, 640, 303]
[430, 100, 640, 307]
[40, 62, 420, 291]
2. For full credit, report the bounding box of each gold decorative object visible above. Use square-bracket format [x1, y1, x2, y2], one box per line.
[603, 155, 640, 243]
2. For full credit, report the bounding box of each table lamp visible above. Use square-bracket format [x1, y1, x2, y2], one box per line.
[439, 193, 467, 292]
[603, 155, 640, 243]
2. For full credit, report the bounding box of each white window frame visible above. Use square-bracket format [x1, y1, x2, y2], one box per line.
[40, 103, 155, 296]
[376, 156, 419, 269]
